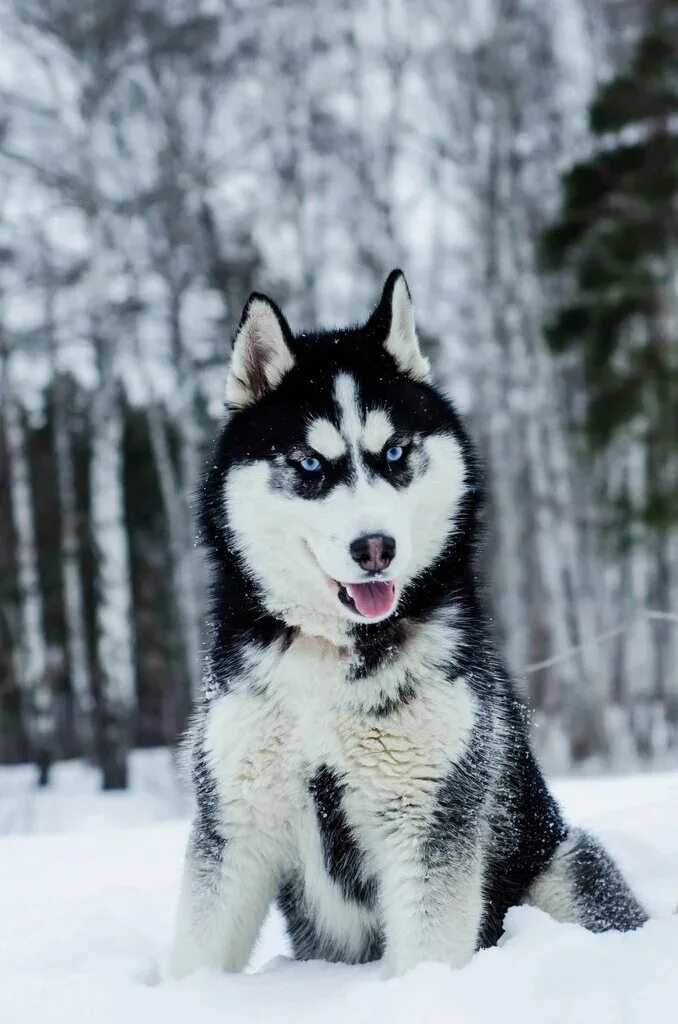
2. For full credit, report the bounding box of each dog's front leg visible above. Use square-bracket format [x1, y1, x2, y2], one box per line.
[378, 827, 484, 976]
[169, 815, 279, 978]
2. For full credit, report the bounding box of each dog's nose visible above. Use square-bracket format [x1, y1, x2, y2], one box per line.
[349, 534, 396, 573]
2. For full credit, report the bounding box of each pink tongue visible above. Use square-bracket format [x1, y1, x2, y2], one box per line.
[344, 580, 396, 618]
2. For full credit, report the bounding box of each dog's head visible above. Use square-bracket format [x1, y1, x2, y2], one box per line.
[210, 270, 477, 643]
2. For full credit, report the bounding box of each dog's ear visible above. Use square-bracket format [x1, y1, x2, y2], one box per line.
[226, 293, 295, 409]
[373, 270, 430, 382]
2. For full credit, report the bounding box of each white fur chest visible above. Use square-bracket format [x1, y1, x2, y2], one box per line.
[204, 685, 307, 859]
[198, 622, 478, 971]
[268, 623, 476, 823]
[334, 679, 474, 812]
[204, 620, 475, 860]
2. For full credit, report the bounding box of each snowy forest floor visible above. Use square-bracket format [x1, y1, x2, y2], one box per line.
[1, 751, 677, 1023]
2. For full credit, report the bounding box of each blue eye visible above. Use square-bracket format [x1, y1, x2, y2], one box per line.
[299, 456, 322, 473]
[386, 445, 403, 463]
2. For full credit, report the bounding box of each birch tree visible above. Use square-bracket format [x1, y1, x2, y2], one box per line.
[0, 309, 54, 784]
[4, 0, 142, 786]
[31, 243, 96, 757]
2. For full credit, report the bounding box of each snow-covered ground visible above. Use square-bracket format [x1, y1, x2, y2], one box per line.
[1, 751, 677, 1024]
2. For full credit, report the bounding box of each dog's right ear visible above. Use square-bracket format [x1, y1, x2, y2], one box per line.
[226, 293, 295, 410]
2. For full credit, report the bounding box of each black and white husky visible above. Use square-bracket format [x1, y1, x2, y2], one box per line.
[171, 271, 647, 978]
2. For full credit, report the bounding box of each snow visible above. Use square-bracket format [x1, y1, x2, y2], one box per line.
[1, 752, 677, 1023]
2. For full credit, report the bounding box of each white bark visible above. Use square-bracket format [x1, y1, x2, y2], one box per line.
[169, 293, 206, 705]
[1, 349, 54, 782]
[88, 197, 136, 788]
[177, 413, 205, 699]
[146, 401, 203, 704]
[90, 376, 136, 786]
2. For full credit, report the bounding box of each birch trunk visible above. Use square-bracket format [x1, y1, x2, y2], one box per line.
[168, 291, 205, 705]
[90, 376, 136, 789]
[146, 402, 202, 710]
[53, 372, 95, 756]
[42, 253, 96, 756]
[1, 348, 54, 784]
[88, 196, 137, 788]
[177, 415, 204, 701]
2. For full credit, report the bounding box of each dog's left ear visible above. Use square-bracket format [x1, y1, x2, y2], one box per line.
[226, 293, 295, 410]
[373, 270, 430, 382]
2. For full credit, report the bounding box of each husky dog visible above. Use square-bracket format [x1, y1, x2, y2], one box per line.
[171, 271, 647, 978]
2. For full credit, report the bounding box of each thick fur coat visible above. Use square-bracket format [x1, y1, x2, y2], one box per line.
[171, 271, 647, 978]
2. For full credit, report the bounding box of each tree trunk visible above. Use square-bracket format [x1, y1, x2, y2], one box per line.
[90, 378, 136, 789]
[145, 401, 202, 717]
[83, 96, 138, 782]
[168, 290, 206, 706]
[53, 372, 95, 758]
[1, 349, 55, 784]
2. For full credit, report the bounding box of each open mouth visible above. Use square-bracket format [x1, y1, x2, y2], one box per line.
[337, 580, 396, 620]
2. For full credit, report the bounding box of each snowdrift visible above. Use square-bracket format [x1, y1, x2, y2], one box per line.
[1, 754, 677, 1023]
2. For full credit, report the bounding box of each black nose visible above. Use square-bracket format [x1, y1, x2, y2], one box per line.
[349, 534, 396, 573]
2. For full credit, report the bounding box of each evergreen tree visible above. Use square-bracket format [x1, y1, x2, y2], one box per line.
[542, 0, 678, 534]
